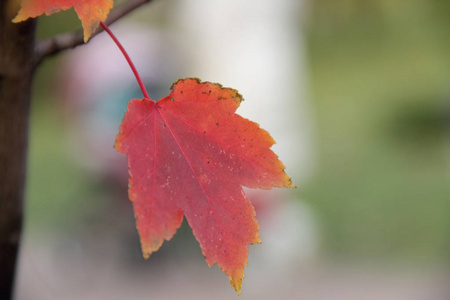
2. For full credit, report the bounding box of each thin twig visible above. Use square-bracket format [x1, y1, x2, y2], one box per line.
[34, 0, 155, 64]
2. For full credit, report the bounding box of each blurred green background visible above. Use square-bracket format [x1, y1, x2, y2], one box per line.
[26, 0, 450, 270]
[303, 0, 450, 263]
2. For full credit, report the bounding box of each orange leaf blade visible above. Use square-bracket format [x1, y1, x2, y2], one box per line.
[12, 0, 112, 42]
[12, 0, 73, 22]
[74, 0, 112, 42]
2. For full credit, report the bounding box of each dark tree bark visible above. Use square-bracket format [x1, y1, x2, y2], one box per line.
[0, 1, 37, 299]
[0, 1, 154, 299]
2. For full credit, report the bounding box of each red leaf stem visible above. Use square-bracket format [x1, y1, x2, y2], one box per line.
[100, 21, 151, 100]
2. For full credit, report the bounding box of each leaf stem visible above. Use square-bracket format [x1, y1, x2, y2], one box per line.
[100, 21, 151, 100]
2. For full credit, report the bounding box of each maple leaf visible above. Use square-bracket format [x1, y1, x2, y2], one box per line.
[12, 0, 113, 42]
[115, 78, 295, 294]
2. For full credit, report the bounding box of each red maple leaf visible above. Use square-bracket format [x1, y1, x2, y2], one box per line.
[12, 0, 113, 41]
[115, 78, 295, 294]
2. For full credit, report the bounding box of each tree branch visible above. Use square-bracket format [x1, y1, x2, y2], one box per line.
[0, 1, 36, 298]
[35, 0, 155, 64]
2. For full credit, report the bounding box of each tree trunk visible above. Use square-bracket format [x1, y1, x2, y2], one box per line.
[0, 1, 36, 299]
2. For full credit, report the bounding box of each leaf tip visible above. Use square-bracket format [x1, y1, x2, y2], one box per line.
[232, 280, 242, 295]
[229, 271, 244, 295]
[254, 235, 262, 244]
[140, 239, 161, 260]
[11, 15, 24, 23]
[10, 7, 27, 23]
[82, 23, 97, 43]
[286, 177, 297, 189]
[142, 252, 151, 260]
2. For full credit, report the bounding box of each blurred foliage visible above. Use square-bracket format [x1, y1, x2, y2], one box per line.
[303, 0, 450, 262]
[26, 99, 98, 228]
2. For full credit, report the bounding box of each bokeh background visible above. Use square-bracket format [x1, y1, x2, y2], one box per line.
[14, 0, 450, 299]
